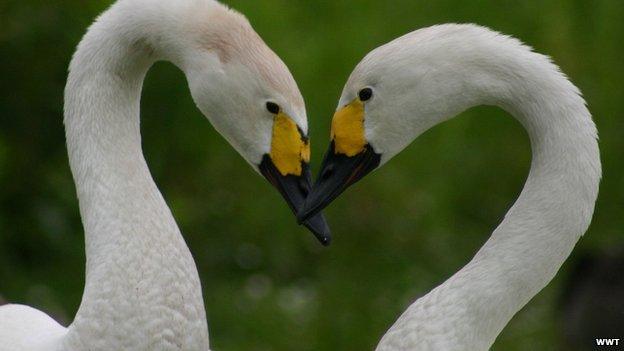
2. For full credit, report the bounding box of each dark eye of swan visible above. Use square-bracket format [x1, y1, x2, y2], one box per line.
[266, 101, 280, 114]
[358, 87, 373, 101]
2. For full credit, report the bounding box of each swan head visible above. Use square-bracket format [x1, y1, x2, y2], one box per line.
[298, 24, 488, 221]
[183, 7, 331, 245]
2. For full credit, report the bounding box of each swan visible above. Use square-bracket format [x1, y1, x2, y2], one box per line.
[0, 0, 331, 349]
[298, 24, 601, 350]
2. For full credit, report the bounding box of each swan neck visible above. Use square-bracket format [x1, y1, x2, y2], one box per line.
[62, 1, 218, 348]
[378, 42, 600, 350]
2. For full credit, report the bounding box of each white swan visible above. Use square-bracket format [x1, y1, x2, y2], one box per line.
[299, 24, 601, 350]
[0, 0, 330, 349]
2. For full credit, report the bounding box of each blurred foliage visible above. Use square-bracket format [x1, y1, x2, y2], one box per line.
[1, 0, 623, 350]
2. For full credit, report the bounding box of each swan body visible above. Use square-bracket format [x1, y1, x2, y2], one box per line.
[0, 305, 66, 350]
[0, 0, 327, 349]
[300, 24, 601, 350]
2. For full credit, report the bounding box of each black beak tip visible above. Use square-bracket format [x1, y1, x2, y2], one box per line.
[302, 214, 332, 246]
[319, 235, 331, 246]
[312, 231, 331, 246]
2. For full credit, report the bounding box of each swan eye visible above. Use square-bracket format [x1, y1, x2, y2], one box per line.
[358, 88, 373, 102]
[266, 101, 280, 114]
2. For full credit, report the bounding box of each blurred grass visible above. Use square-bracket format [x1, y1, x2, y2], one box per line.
[1, 0, 623, 350]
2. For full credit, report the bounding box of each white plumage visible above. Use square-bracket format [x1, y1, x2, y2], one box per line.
[0, 2, 601, 349]
[302, 23, 601, 350]
[363, 24, 600, 351]
[0, 305, 66, 351]
[0, 0, 310, 349]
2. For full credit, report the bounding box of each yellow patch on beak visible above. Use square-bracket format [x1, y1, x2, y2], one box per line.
[331, 98, 366, 156]
[270, 112, 309, 176]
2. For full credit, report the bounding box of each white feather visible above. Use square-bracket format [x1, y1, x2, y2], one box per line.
[338, 24, 600, 350]
[0, 0, 305, 350]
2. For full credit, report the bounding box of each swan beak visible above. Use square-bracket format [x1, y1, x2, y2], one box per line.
[259, 155, 332, 246]
[297, 141, 381, 222]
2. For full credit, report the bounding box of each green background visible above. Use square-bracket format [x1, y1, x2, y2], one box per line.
[1, 0, 622, 350]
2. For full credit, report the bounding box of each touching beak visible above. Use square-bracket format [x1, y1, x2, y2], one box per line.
[259, 155, 331, 246]
[297, 141, 381, 223]
[297, 97, 381, 223]
[260, 110, 332, 246]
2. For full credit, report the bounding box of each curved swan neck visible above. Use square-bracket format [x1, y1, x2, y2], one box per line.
[377, 26, 600, 351]
[62, 1, 235, 349]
